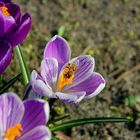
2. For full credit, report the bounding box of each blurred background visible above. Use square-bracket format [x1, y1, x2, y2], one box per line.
[4, 0, 140, 139]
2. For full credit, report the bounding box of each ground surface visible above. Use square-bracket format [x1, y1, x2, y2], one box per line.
[4, 0, 140, 139]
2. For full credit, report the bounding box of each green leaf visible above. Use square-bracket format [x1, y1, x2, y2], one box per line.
[15, 45, 30, 86]
[50, 117, 132, 132]
[0, 73, 21, 94]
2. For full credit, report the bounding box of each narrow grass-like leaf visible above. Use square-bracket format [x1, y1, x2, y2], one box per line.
[15, 45, 30, 85]
[0, 73, 21, 94]
[48, 114, 70, 124]
[50, 117, 132, 132]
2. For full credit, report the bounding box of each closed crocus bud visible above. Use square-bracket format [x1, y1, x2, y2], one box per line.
[0, 0, 31, 74]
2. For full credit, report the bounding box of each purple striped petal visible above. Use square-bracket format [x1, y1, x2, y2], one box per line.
[0, 92, 24, 132]
[55, 92, 86, 104]
[21, 99, 49, 136]
[62, 55, 95, 91]
[67, 72, 105, 98]
[30, 70, 55, 98]
[44, 35, 71, 73]
[8, 12, 31, 47]
[0, 41, 12, 74]
[18, 126, 51, 140]
[41, 58, 58, 87]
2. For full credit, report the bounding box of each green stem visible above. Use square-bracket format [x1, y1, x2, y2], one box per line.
[50, 117, 132, 132]
[15, 45, 30, 85]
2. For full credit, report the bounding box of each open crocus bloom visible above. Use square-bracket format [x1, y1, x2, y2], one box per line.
[0, 92, 51, 140]
[0, 0, 31, 74]
[30, 35, 105, 104]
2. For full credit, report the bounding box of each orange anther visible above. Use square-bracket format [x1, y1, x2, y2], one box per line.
[57, 63, 77, 91]
[4, 123, 23, 140]
[1, 6, 10, 16]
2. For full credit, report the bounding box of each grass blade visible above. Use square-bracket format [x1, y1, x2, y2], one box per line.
[50, 117, 132, 132]
[0, 73, 21, 94]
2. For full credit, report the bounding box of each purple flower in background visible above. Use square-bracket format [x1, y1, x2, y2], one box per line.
[0, 0, 31, 74]
[0, 92, 51, 140]
[30, 35, 105, 104]
[0, 0, 11, 3]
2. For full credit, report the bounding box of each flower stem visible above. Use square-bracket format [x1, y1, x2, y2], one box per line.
[15, 45, 30, 86]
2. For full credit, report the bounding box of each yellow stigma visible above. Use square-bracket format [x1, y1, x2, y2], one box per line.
[1, 6, 10, 16]
[57, 63, 78, 91]
[4, 123, 23, 140]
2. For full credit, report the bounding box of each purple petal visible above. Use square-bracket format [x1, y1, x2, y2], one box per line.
[21, 99, 50, 136]
[0, 11, 5, 37]
[0, 92, 24, 132]
[62, 55, 95, 91]
[6, 3, 21, 24]
[41, 58, 58, 87]
[55, 92, 86, 104]
[44, 35, 71, 73]
[0, 41, 12, 74]
[30, 70, 55, 98]
[8, 12, 31, 47]
[0, 4, 17, 35]
[18, 126, 51, 140]
[67, 72, 105, 98]
[3, 15, 16, 34]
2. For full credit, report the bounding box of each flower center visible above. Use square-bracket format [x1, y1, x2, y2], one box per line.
[57, 63, 78, 91]
[4, 123, 23, 140]
[0, 6, 10, 16]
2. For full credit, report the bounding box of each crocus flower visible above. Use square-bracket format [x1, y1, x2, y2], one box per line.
[30, 35, 105, 104]
[0, 0, 31, 74]
[0, 92, 51, 140]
